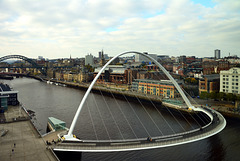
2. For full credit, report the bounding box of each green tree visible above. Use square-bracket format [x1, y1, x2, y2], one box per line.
[184, 78, 191, 84]
[85, 65, 94, 72]
[217, 92, 225, 101]
[226, 93, 234, 101]
[190, 78, 198, 85]
[209, 92, 218, 100]
[237, 95, 240, 101]
[200, 92, 209, 99]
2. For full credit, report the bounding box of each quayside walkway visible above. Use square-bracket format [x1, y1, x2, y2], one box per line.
[53, 108, 226, 152]
[0, 106, 58, 161]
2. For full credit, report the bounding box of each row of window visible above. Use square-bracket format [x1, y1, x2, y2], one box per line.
[222, 86, 239, 89]
[223, 82, 239, 85]
[223, 75, 239, 78]
[222, 89, 239, 93]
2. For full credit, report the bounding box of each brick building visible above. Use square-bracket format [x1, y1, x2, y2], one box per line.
[199, 74, 220, 94]
[94, 65, 131, 84]
[202, 60, 230, 75]
[132, 79, 182, 98]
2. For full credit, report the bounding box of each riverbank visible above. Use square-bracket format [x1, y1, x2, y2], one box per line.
[0, 105, 59, 161]
[45, 79, 193, 113]
[31, 75, 240, 120]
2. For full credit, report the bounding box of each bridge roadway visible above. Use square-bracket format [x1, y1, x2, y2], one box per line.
[53, 108, 226, 152]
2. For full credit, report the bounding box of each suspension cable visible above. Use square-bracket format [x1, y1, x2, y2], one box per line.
[86, 99, 99, 140]
[90, 92, 112, 141]
[96, 86, 125, 140]
[129, 72, 187, 132]
[147, 67, 200, 130]
[101, 85, 140, 139]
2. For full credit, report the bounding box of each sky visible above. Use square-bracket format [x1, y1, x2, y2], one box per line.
[0, 0, 240, 59]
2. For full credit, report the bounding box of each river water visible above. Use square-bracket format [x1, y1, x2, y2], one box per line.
[3, 78, 240, 161]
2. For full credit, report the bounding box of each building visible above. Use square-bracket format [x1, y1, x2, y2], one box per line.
[186, 56, 196, 64]
[85, 54, 94, 66]
[146, 65, 158, 71]
[215, 49, 221, 59]
[179, 55, 186, 64]
[94, 65, 129, 84]
[0, 83, 19, 113]
[220, 67, 240, 94]
[99, 51, 102, 59]
[136, 70, 168, 80]
[132, 79, 182, 98]
[199, 74, 220, 94]
[99, 50, 105, 66]
[135, 52, 149, 63]
[202, 60, 230, 75]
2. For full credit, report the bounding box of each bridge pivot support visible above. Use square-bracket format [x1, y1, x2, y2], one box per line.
[63, 134, 81, 141]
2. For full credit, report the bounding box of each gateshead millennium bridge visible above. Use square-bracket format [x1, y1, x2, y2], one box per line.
[51, 51, 226, 152]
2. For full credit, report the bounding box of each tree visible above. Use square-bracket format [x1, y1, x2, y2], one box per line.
[217, 92, 225, 101]
[190, 78, 198, 85]
[184, 77, 198, 85]
[237, 95, 240, 101]
[209, 92, 218, 100]
[226, 93, 234, 101]
[200, 92, 209, 99]
[85, 65, 94, 72]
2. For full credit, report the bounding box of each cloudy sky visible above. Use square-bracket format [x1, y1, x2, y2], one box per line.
[0, 0, 239, 59]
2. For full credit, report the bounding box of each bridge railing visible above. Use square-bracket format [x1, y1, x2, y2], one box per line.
[74, 110, 224, 144]
[59, 111, 225, 151]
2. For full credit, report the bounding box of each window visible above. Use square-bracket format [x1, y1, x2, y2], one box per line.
[226, 86, 228, 88]
[236, 87, 238, 89]
[223, 75, 225, 77]
[232, 83, 234, 85]
[227, 75, 229, 77]
[223, 89, 225, 92]
[237, 83, 238, 85]
[223, 82, 225, 84]
[232, 86, 234, 89]
[226, 78, 229, 81]
[226, 82, 229, 85]
[223, 86, 225, 88]
[223, 78, 225, 80]
[236, 79, 238, 81]
[236, 76, 238, 78]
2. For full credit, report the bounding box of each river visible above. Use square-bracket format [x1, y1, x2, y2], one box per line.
[2, 78, 240, 161]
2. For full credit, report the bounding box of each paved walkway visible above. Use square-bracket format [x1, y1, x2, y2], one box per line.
[0, 106, 58, 161]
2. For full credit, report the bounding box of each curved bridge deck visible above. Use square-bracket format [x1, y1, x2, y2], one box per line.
[53, 109, 226, 152]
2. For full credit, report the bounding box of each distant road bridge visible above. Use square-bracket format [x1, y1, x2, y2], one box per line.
[52, 51, 226, 152]
[0, 55, 47, 75]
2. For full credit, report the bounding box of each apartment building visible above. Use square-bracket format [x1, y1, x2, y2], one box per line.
[220, 67, 240, 94]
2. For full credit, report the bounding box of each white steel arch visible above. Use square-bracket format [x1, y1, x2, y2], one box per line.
[64, 51, 213, 140]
